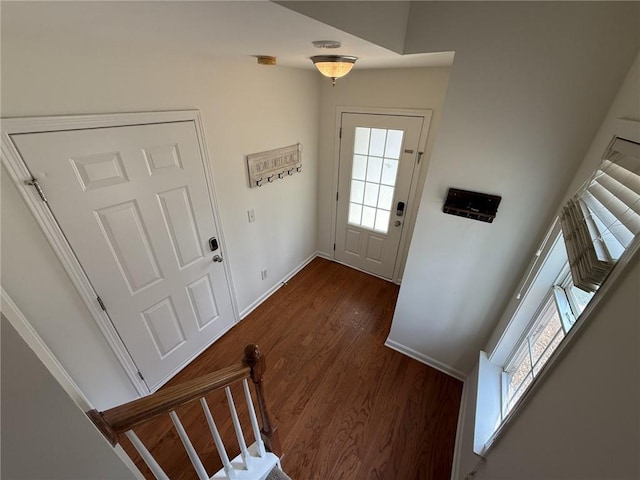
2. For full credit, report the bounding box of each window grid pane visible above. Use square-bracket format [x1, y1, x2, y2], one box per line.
[353, 128, 370, 155]
[361, 206, 376, 229]
[348, 203, 362, 225]
[369, 128, 387, 157]
[384, 130, 404, 159]
[363, 182, 380, 207]
[378, 185, 394, 210]
[504, 297, 569, 416]
[506, 372, 533, 414]
[506, 345, 531, 405]
[381, 159, 399, 186]
[347, 127, 404, 235]
[352, 155, 368, 181]
[366, 157, 383, 183]
[533, 328, 565, 376]
[529, 303, 562, 366]
[350, 180, 365, 204]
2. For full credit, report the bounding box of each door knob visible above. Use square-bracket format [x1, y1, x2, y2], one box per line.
[394, 220, 402, 227]
[212, 255, 223, 263]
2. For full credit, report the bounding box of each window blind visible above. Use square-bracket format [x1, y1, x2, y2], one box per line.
[560, 137, 640, 292]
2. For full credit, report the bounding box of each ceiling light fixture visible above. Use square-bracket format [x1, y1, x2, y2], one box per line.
[310, 40, 357, 86]
[310, 55, 357, 86]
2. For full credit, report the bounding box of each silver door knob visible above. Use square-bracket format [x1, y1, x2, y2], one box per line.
[394, 220, 402, 227]
[212, 255, 223, 263]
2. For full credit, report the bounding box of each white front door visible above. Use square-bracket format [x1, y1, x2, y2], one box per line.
[335, 113, 424, 279]
[12, 121, 235, 391]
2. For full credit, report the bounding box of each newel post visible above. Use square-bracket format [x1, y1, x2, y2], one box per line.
[242, 344, 281, 457]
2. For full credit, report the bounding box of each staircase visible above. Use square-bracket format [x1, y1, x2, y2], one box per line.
[88, 344, 287, 480]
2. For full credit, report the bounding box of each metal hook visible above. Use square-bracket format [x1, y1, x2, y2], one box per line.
[278, 171, 284, 179]
[288, 169, 294, 176]
[267, 174, 274, 183]
[296, 166, 302, 173]
[256, 178, 263, 187]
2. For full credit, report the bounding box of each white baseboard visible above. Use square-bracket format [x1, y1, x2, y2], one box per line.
[315, 251, 333, 261]
[384, 338, 467, 381]
[239, 252, 319, 319]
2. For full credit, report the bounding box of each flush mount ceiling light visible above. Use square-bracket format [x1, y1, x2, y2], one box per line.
[310, 56, 357, 86]
[310, 40, 357, 86]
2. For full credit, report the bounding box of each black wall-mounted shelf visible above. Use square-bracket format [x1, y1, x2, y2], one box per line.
[443, 188, 501, 223]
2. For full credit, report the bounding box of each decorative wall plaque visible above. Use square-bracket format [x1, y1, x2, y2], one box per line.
[247, 143, 302, 188]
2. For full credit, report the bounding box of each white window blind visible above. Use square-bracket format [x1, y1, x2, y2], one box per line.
[560, 137, 640, 292]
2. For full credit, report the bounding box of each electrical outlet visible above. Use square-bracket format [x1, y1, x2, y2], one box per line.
[260, 269, 268, 280]
[248, 209, 256, 223]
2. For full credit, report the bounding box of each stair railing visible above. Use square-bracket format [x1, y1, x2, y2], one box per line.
[88, 344, 281, 480]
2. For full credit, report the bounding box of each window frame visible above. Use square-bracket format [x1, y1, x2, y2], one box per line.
[474, 121, 640, 457]
[477, 234, 640, 456]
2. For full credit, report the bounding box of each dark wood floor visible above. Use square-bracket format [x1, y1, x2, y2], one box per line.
[121, 258, 463, 480]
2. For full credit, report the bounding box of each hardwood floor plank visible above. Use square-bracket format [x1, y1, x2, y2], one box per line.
[120, 258, 463, 480]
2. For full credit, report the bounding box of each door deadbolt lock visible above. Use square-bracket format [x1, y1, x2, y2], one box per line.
[212, 255, 223, 263]
[394, 220, 402, 227]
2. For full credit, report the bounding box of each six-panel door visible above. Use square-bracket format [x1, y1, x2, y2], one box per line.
[12, 121, 235, 390]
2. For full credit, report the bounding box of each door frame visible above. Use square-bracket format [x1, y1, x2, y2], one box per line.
[331, 107, 433, 283]
[1, 110, 239, 395]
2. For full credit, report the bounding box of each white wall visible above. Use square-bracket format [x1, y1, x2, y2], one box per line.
[389, 2, 640, 375]
[1, 316, 137, 479]
[277, 1, 411, 54]
[1, 19, 320, 408]
[316, 67, 451, 264]
[455, 52, 640, 480]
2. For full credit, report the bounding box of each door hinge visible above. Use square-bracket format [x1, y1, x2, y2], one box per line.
[97, 296, 106, 311]
[417, 151, 424, 164]
[336, 191, 339, 202]
[339, 127, 342, 139]
[333, 243, 336, 251]
[137, 371, 145, 381]
[24, 177, 48, 202]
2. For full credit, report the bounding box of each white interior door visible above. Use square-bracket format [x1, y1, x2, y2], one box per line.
[12, 121, 235, 391]
[335, 113, 424, 279]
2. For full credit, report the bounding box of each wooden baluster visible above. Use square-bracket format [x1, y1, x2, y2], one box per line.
[242, 343, 281, 457]
[200, 398, 238, 480]
[125, 430, 169, 480]
[169, 410, 209, 480]
[225, 386, 252, 469]
[243, 378, 266, 457]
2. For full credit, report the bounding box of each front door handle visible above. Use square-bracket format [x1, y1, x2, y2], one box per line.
[212, 255, 223, 263]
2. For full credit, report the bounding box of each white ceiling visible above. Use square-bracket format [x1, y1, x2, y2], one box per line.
[1, 1, 453, 70]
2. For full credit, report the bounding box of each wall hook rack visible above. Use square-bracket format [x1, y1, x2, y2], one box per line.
[246, 143, 303, 188]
